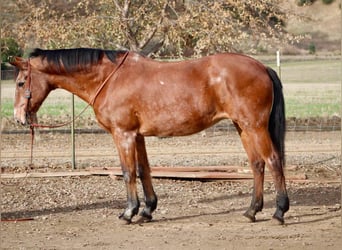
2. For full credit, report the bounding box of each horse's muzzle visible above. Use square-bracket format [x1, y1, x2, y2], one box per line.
[14, 107, 36, 126]
[14, 107, 27, 125]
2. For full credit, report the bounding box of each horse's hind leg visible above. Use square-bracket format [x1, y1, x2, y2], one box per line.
[234, 123, 265, 222]
[135, 134, 158, 222]
[244, 127, 289, 224]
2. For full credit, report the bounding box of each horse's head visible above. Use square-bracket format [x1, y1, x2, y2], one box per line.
[10, 56, 53, 125]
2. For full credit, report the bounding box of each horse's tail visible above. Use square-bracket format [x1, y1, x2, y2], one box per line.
[266, 67, 286, 166]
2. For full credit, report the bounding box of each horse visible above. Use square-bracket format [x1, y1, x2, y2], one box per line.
[11, 48, 289, 224]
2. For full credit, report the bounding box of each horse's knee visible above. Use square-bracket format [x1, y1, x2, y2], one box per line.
[252, 159, 265, 172]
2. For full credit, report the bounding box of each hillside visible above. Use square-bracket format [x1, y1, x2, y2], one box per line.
[281, 0, 341, 54]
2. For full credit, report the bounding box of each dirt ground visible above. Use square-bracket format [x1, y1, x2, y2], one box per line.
[1, 130, 341, 250]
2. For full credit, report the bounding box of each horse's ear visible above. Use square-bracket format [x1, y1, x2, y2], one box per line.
[9, 56, 28, 69]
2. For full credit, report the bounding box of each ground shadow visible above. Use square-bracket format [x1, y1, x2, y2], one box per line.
[1, 199, 126, 220]
[2, 183, 340, 224]
[197, 185, 341, 207]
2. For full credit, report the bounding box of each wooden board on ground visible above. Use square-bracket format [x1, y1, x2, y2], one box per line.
[0, 165, 308, 181]
[87, 167, 307, 181]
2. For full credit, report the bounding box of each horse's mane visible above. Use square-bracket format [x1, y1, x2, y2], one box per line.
[29, 48, 127, 73]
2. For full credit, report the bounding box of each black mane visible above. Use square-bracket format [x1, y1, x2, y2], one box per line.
[29, 48, 127, 73]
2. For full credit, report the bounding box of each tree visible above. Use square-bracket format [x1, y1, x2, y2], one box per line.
[1, 38, 23, 69]
[1, 0, 295, 57]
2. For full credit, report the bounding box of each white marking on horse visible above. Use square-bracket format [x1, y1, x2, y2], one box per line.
[212, 76, 222, 84]
[210, 69, 227, 85]
[132, 54, 140, 62]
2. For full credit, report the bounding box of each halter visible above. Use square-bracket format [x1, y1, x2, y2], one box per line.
[24, 51, 129, 165]
[24, 59, 32, 115]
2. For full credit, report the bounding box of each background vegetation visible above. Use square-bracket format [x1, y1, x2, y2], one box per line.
[1, 0, 340, 61]
[1, 0, 302, 58]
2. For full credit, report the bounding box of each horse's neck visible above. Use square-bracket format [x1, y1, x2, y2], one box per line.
[51, 73, 98, 105]
[48, 58, 122, 105]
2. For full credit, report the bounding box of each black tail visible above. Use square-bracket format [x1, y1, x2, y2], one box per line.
[266, 67, 286, 166]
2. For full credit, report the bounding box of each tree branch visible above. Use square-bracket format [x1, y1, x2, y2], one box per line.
[139, 0, 170, 53]
[113, 0, 139, 50]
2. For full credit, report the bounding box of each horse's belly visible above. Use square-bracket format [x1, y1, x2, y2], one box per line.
[138, 111, 226, 137]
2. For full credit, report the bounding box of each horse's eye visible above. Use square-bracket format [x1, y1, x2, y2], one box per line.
[18, 82, 25, 87]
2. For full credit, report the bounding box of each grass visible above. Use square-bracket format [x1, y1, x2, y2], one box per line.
[1, 87, 94, 118]
[1, 58, 341, 119]
[266, 58, 341, 118]
[1, 96, 94, 118]
[276, 60, 341, 84]
[286, 98, 340, 118]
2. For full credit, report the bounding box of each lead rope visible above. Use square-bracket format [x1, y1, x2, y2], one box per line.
[28, 51, 129, 165]
[29, 125, 35, 166]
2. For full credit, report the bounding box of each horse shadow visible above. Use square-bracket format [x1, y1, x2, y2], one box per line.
[1, 199, 126, 220]
[2, 184, 340, 225]
[155, 184, 341, 225]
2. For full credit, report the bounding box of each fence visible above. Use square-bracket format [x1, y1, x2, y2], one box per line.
[1, 56, 341, 171]
[1, 69, 15, 80]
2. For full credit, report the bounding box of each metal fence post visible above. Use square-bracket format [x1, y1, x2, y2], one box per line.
[276, 50, 281, 80]
[71, 94, 76, 169]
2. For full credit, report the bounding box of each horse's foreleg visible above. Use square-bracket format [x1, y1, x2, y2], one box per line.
[135, 134, 158, 222]
[113, 131, 140, 223]
[236, 124, 265, 222]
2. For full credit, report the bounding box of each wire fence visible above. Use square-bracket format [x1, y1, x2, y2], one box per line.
[1, 69, 15, 80]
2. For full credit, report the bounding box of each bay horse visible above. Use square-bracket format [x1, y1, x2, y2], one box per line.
[11, 48, 289, 224]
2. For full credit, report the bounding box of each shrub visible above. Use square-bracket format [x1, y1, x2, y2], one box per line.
[308, 42, 316, 54]
[1, 38, 23, 69]
[322, 0, 334, 4]
[296, 0, 315, 6]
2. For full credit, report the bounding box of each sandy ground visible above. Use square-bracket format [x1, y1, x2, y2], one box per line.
[1, 130, 341, 250]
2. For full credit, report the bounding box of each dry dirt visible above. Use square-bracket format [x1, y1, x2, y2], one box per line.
[1, 130, 341, 250]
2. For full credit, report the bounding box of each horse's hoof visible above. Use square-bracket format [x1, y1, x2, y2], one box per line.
[135, 215, 152, 224]
[272, 214, 285, 225]
[137, 210, 152, 223]
[118, 213, 132, 225]
[243, 211, 256, 222]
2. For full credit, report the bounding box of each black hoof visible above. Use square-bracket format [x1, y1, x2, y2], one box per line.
[136, 215, 152, 224]
[243, 210, 256, 222]
[139, 210, 152, 222]
[272, 213, 285, 225]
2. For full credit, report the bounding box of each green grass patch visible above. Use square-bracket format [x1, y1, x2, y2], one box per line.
[286, 98, 340, 118]
[281, 60, 341, 84]
[1, 100, 13, 117]
[1, 98, 94, 118]
[38, 102, 94, 117]
[267, 58, 341, 118]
